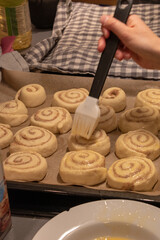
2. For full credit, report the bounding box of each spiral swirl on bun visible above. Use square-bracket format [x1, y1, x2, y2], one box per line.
[16, 84, 46, 107]
[115, 129, 160, 160]
[97, 104, 117, 132]
[3, 151, 47, 181]
[52, 88, 88, 113]
[30, 107, 72, 134]
[68, 129, 111, 156]
[99, 87, 126, 112]
[135, 88, 160, 110]
[135, 88, 160, 130]
[59, 150, 107, 186]
[10, 126, 57, 157]
[0, 124, 13, 149]
[0, 100, 28, 126]
[107, 156, 158, 191]
[118, 106, 159, 135]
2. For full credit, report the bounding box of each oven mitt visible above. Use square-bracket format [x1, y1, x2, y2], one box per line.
[0, 50, 29, 82]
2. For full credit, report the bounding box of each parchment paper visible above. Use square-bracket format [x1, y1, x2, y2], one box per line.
[1, 68, 160, 196]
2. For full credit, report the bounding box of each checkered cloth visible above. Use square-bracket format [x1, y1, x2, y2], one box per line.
[25, 0, 160, 80]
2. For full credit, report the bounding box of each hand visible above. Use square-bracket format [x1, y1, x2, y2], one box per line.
[98, 14, 160, 70]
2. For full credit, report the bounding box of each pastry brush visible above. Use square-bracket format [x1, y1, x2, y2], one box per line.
[72, 0, 133, 139]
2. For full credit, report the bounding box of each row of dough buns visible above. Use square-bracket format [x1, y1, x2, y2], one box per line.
[59, 150, 158, 191]
[2, 85, 160, 191]
[0, 83, 47, 127]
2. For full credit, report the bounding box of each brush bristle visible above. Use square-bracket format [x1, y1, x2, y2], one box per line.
[72, 114, 99, 139]
[71, 96, 100, 139]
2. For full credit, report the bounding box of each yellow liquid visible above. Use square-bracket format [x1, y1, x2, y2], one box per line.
[12, 30, 32, 50]
[0, 0, 32, 50]
[0, 0, 25, 6]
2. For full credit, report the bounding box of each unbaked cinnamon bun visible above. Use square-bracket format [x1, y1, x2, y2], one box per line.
[3, 151, 48, 181]
[115, 129, 160, 160]
[10, 126, 57, 157]
[135, 88, 160, 130]
[99, 87, 126, 112]
[97, 104, 117, 132]
[30, 107, 72, 134]
[118, 106, 159, 135]
[107, 156, 158, 191]
[0, 124, 13, 149]
[68, 129, 111, 156]
[16, 84, 46, 107]
[59, 150, 107, 186]
[0, 99, 28, 126]
[52, 88, 88, 113]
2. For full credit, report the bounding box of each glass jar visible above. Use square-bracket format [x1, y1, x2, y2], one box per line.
[0, 0, 32, 50]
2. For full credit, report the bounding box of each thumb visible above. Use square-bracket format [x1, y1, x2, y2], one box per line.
[100, 15, 130, 43]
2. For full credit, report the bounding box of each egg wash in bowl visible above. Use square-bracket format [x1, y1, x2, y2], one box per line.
[32, 200, 160, 240]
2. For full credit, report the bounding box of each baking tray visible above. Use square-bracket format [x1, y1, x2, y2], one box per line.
[2, 69, 160, 217]
[7, 181, 160, 218]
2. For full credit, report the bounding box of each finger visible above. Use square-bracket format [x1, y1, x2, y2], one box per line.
[101, 26, 110, 39]
[126, 14, 143, 27]
[97, 36, 106, 52]
[115, 49, 124, 61]
[100, 15, 130, 43]
[123, 52, 131, 60]
[123, 47, 132, 60]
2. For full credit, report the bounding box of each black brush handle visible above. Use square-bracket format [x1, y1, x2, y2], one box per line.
[89, 0, 133, 98]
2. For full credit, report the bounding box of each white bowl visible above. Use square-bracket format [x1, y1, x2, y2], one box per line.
[33, 199, 160, 240]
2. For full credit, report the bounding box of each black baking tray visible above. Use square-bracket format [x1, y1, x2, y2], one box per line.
[7, 181, 160, 218]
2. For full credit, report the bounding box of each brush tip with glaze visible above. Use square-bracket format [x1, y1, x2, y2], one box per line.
[71, 96, 100, 139]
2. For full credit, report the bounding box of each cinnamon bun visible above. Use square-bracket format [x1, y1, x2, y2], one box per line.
[99, 87, 126, 112]
[10, 126, 57, 157]
[59, 150, 107, 186]
[118, 106, 159, 135]
[16, 84, 46, 107]
[0, 124, 13, 149]
[107, 156, 158, 191]
[135, 88, 160, 129]
[3, 151, 48, 181]
[97, 104, 117, 132]
[52, 88, 88, 113]
[115, 129, 160, 160]
[0, 100, 28, 127]
[68, 129, 111, 156]
[30, 107, 72, 134]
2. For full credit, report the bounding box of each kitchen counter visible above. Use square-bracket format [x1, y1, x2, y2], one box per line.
[4, 215, 50, 240]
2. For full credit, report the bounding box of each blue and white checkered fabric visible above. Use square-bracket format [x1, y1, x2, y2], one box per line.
[25, 0, 160, 80]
